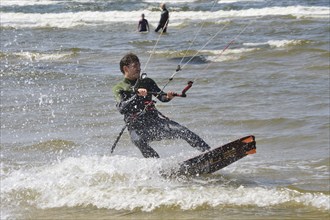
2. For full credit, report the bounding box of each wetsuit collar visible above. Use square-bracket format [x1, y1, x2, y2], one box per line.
[124, 78, 137, 86]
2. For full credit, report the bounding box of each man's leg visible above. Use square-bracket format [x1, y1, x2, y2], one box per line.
[156, 119, 211, 152]
[155, 24, 161, 32]
[129, 129, 160, 158]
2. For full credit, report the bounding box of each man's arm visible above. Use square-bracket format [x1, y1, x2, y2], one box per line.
[113, 83, 139, 114]
[116, 93, 138, 114]
[144, 78, 173, 102]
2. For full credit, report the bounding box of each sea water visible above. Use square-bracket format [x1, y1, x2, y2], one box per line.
[1, 0, 329, 219]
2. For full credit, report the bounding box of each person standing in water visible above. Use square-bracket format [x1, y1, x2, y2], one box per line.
[155, 3, 169, 33]
[137, 13, 149, 32]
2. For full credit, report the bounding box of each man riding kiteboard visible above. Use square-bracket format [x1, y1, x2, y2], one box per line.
[112, 53, 210, 158]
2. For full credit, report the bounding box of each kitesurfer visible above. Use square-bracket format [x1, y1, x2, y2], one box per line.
[155, 3, 169, 33]
[112, 53, 210, 158]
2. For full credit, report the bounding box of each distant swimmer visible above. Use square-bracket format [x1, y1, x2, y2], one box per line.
[137, 13, 149, 32]
[155, 3, 169, 33]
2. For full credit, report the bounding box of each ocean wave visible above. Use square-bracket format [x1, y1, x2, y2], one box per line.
[1, 6, 328, 28]
[1, 155, 329, 212]
[244, 39, 310, 48]
[8, 51, 77, 61]
[219, 0, 265, 3]
[0, 0, 61, 6]
[148, 48, 258, 63]
[16, 139, 77, 153]
[1, 0, 202, 7]
[204, 48, 258, 62]
[2, 0, 255, 8]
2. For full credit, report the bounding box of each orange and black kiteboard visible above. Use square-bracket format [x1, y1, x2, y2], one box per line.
[174, 135, 256, 176]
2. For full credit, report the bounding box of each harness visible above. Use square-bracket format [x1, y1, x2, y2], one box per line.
[144, 100, 156, 111]
[127, 99, 169, 124]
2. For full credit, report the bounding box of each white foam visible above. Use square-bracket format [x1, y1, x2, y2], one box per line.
[1, 6, 329, 28]
[203, 48, 258, 62]
[0, 0, 61, 6]
[267, 39, 305, 48]
[12, 51, 73, 61]
[219, 0, 265, 3]
[143, 0, 200, 2]
[1, 155, 329, 212]
[0, 0, 262, 6]
[244, 39, 307, 48]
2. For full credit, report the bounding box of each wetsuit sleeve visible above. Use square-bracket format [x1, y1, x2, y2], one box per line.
[156, 91, 171, 102]
[113, 83, 139, 115]
[144, 78, 171, 102]
[116, 94, 138, 114]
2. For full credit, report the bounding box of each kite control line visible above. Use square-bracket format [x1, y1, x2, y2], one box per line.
[111, 124, 126, 154]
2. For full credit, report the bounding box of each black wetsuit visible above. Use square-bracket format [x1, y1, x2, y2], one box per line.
[113, 77, 210, 158]
[155, 8, 169, 33]
[138, 18, 149, 32]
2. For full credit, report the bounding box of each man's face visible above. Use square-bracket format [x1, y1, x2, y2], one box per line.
[124, 62, 141, 80]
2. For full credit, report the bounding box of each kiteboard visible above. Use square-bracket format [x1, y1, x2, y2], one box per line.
[173, 135, 256, 176]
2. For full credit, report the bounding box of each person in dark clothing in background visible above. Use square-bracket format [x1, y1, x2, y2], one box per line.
[155, 3, 169, 33]
[112, 53, 210, 158]
[137, 13, 149, 32]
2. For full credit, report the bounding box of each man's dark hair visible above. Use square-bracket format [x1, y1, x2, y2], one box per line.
[120, 53, 140, 74]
